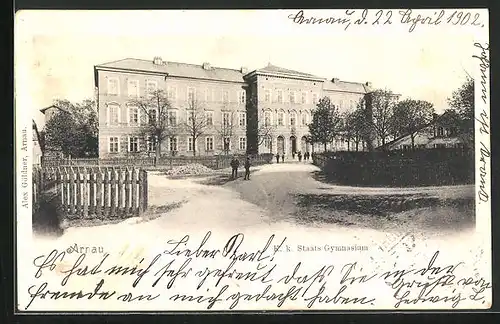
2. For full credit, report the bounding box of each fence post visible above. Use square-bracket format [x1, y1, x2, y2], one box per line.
[110, 168, 117, 217]
[117, 168, 124, 218]
[132, 168, 139, 215]
[124, 167, 131, 215]
[95, 168, 103, 219]
[103, 169, 110, 218]
[82, 168, 89, 218]
[139, 169, 148, 214]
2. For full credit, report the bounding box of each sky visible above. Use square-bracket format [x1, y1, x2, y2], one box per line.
[15, 10, 487, 128]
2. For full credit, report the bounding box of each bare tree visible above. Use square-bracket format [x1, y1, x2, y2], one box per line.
[184, 97, 208, 156]
[214, 108, 236, 155]
[392, 98, 435, 149]
[128, 89, 174, 160]
[364, 89, 398, 148]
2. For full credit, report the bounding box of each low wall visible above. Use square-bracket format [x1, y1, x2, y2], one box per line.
[312, 148, 474, 187]
[42, 153, 274, 170]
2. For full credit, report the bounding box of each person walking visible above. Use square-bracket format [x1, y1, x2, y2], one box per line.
[230, 156, 239, 179]
[276, 153, 280, 164]
[292, 151, 296, 160]
[281, 154, 285, 163]
[298, 151, 302, 162]
[244, 157, 251, 180]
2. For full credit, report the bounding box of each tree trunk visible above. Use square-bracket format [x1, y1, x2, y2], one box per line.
[411, 134, 415, 150]
[323, 142, 327, 152]
[155, 140, 161, 166]
[192, 136, 196, 156]
[347, 141, 350, 151]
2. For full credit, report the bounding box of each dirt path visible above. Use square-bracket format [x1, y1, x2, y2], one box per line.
[220, 162, 475, 234]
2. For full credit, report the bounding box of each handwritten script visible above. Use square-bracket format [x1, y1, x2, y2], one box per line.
[24, 232, 491, 310]
[287, 9, 485, 32]
[473, 42, 490, 204]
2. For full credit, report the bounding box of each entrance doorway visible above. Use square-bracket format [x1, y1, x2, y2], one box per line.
[277, 136, 285, 155]
[290, 136, 297, 154]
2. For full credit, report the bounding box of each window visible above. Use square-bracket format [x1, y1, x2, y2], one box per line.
[107, 78, 119, 96]
[205, 137, 214, 151]
[222, 112, 231, 127]
[277, 90, 283, 103]
[301, 92, 307, 104]
[277, 111, 284, 126]
[290, 112, 297, 126]
[239, 91, 246, 104]
[301, 112, 307, 126]
[108, 105, 120, 125]
[167, 86, 177, 101]
[169, 137, 177, 152]
[187, 137, 195, 151]
[146, 80, 157, 95]
[146, 136, 157, 152]
[264, 111, 272, 126]
[127, 80, 139, 97]
[312, 93, 318, 104]
[128, 106, 139, 126]
[264, 137, 272, 149]
[437, 127, 444, 136]
[222, 90, 229, 103]
[206, 111, 214, 126]
[289, 91, 295, 104]
[187, 111, 194, 125]
[433, 144, 446, 149]
[223, 137, 231, 151]
[264, 89, 271, 103]
[239, 112, 246, 127]
[188, 87, 196, 102]
[239, 137, 247, 150]
[148, 109, 157, 125]
[109, 137, 119, 153]
[205, 89, 211, 102]
[128, 137, 139, 152]
[168, 110, 177, 126]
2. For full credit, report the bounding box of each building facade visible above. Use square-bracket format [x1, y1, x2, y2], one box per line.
[94, 57, 372, 158]
[379, 111, 467, 151]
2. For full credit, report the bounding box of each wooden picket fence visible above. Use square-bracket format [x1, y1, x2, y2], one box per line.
[33, 166, 148, 220]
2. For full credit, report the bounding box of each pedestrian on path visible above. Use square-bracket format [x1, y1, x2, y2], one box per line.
[298, 151, 302, 162]
[292, 151, 296, 159]
[276, 153, 280, 164]
[230, 156, 239, 179]
[281, 154, 285, 163]
[244, 157, 251, 180]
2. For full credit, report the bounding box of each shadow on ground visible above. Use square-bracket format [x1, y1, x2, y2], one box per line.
[293, 193, 475, 232]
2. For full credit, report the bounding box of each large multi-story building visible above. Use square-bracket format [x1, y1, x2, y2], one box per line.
[94, 57, 373, 158]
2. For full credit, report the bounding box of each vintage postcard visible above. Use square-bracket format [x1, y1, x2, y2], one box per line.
[15, 9, 491, 312]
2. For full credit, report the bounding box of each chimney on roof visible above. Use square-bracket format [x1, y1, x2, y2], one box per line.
[240, 66, 248, 74]
[202, 62, 212, 70]
[332, 78, 340, 83]
[153, 56, 164, 65]
[365, 81, 372, 87]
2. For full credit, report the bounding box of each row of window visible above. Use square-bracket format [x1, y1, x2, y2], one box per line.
[262, 110, 310, 127]
[262, 89, 319, 105]
[261, 90, 358, 109]
[106, 78, 247, 104]
[108, 136, 247, 153]
[105, 105, 247, 127]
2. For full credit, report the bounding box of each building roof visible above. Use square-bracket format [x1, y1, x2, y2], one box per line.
[323, 79, 370, 94]
[39, 105, 69, 114]
[95, 58, 246, 83]
[255, 64, 322, 79]
[376, 110, 461, 150]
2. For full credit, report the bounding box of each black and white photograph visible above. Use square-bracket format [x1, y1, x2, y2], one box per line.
[15, 9, 491, 312]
